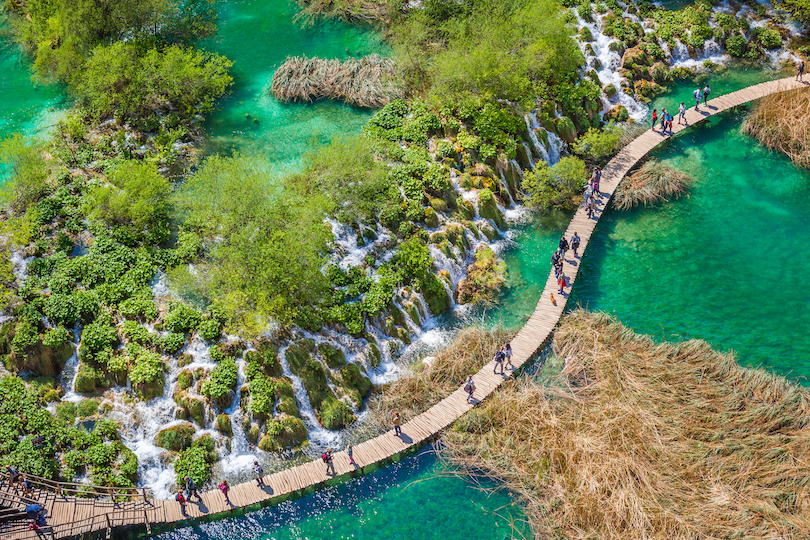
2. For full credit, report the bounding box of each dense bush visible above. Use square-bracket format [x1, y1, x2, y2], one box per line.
[522, 156, 588, 210]
[0, 135, 51, 214]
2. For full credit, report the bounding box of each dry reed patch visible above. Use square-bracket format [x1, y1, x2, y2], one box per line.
[612, 158, 692, 210]
[270, 55, 401, 108]
[443, 310, 810, 540]
[358, 326, 513, 435]
[743, 86, 810, 169]
[295, 0, 391, 25]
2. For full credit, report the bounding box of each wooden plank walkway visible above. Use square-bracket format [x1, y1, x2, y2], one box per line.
[6, 76, 807, 540]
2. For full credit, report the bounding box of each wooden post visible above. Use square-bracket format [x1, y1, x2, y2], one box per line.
[143, 509, 151, 535]
[141, 487, 148, 503]
[105, 513, 112, 539]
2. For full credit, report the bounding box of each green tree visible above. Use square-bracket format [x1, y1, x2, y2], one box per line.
[521, 156, 587, 210]
[175, 156, 331, 333]
[572, 123, 622, 166]
[87, 160, 171, 242]
[0, 134, 51, 214]
[776, 0, 810, 25]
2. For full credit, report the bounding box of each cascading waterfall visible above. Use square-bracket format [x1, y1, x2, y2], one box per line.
[58, 324, 83, 403]
[277, 346, 342, 448]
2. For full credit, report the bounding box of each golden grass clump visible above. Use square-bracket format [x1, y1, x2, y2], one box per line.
[294, 0, 391, 25]
[358, 326, 513, 435]
[612, 158, 692, 210]
[744, 85, 810, 169]
[443, 310, 810, 539]
[271, 54, 401, 108]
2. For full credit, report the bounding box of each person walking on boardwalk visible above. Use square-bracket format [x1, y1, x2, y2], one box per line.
[659, 108, 667, 130]
[694, 87, 702, 111]
[253, 461, 265, 487]
[347, 445, 356, 467]
[6, 465, 20, 491]
[493, 347, 505, 375]
[550, 250, 561, 278]
[798, 60, 805, 81]
[464, 376, 476, 402]
[666, 111, 674, 133]
[218, 479, 231, 505]
[185, 476, 199, 501]
[392, 410, 402, 436]
[323, 449, 335, 475]
[651, 109, 657, 131]
[583, 182, 592, 207]
[678, 102, 686, 124]
[586, 196, 596, 218]
[558, 235, 569, 258]
[558, 274, 566, 295]
[703, 84, 711, 104]
[591, 167, 601, 195]
[175, 491, 187, 514]
[503, 342, 513, 370]
[21, 475, 32, 497]
[571, 232, 581, 258]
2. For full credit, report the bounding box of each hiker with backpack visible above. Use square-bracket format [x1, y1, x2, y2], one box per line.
[504, 343, 513, 370]
[464, 376, 476, 402]
[175, 491, 187, 514]
[185, 476, 199, 501]
[323, 449, 335, 475]
[253, 461, 265, 487]
[694, 87, 702, 111]
[558, 235, 569, 259]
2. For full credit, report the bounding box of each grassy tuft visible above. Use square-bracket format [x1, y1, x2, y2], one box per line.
[443, 310, 810, 539]
[612, 158, 691, 210]
[743, 85, 810, 170]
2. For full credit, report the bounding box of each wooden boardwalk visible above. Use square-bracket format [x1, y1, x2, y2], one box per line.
[4, 76, 807, 539]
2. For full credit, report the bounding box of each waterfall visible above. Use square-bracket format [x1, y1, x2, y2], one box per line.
[219, 352, 257, 475]
[277, 345, 342, 448]
[524, 114, 551, 164]
[58, 324, 83, 403]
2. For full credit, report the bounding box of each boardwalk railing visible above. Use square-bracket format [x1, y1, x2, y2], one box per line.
[6, 76, 808, 540]
[0, 472, 151, 502]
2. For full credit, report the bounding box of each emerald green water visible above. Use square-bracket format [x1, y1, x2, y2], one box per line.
[492, 67, 810, 381]
[0, 16, 68, 141]
[149, 452, 529, 540]
[201, 0, 388, 168]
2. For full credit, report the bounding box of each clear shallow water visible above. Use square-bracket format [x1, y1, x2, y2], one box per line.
[491, 68, 810, 381]
[201, 0, 389, 168]
[0, 17, 68, 142]
[149, 451, 529, 540]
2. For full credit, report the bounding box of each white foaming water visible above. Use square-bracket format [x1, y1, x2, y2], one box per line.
[277, 345, 342, 448]
[669, 38, 727, 69]
[524, 113, 563, 165]
[326, 218, 394, 270]
[150, 270, 170, 299]
[10, 251, 33, 282]
[219, 354, 257, 476]
[58, 324, 83, 403]
[576, 12, 648, 121]
[429, 245, 465, 288]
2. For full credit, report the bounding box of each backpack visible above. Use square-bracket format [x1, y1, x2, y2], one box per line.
[494, 351, 505, 362]
[322, 453, 329, 463]
[176, 493, 185, 503]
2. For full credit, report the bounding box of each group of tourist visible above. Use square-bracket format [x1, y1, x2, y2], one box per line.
[583, 168, 601, 218]
[651, 84, 712, 135]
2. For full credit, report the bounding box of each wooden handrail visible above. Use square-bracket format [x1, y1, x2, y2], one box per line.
[0, 472, 150, 501]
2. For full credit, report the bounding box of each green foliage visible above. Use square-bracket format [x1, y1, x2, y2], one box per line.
[79, 311, 117, 362]
[156, 424, 195, 452]
[393, 238, 433, 288]
[77, 42, 232, 123]
[119, 293, 159, 321]
[754, 27, 781, 49]
[174, 446, 210, 487]
[201, 356, 237, 405]
[126, 343, 163, 385]
[776, 0, 810, 25]
[522, 156, 588, 210]
[725, 34, 747, 57]
[319, 397, 356, 430]
[77, 399, 98, 418]
[42, 326, 72, 348]
[86, 161, 171, 244]
[247, 373, 276, 418]
[161, 333, 187, 354]
[0, 134, 51, 214]
[10, 320, 39, 354]
[396, 0, 583, 106]
[572, 123, 622, 165]
[164, 302, 202, 334]
[175, 156, 331, 333]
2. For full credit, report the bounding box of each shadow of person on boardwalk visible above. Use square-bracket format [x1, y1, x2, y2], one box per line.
[192, 498, 209, 514]
[396, 432, 413, 444]
[259, 484, 274, 496]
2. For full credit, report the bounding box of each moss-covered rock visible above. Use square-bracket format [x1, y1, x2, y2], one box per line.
[368, 342, 381, 368]
[185, 397, 205, 426]
[554, 116, 578, 145]
[247, 423, 260, 444]
[479, 222, 499, 241]
[318, 343, 346, 369]
[156, 423, 195, 452]
[319, 397, 356, 430]
[621, 46, 648, 69]
[429, 198, 448, 213]
[275, 379, 299, 417]
[457, 246, 507, 305]
[177, 369, 193, 390]
[339, 363, 373, 405]
[478, 189, 506, 230]
[258, 414, 308, 452]
[603, 104, 630, 123]
[424, 207, 439, 228]
[445, 224, 470, 253]
[580, 26, 593, 42]
[604, 84, 617, 98]
[421, 274, 450, 316]
[455, 198, 475, 220]
[403, 301, 420, 325]
[75, 365, 98, 393]
[216, 414, 232, 436]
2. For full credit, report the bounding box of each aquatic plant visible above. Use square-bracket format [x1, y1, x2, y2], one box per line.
[612, 159, 692, 210]
[444, 310, 810, 539]
[743, 86, 810, 170]
[271, 54, 402, 108]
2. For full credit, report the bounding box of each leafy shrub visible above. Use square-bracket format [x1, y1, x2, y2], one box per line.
[572, 124, 622, 165]
[11, 320, 39, 354]
[756, 27, 781, 49]
[77, 399, 98, 418]
[120, 320, 152, 345]
[42, 326, 72, 348]
[197, 318, 221, 342]
[126, 344, 163, 385]
[161, 333, 186, 354]
[0, 134, 51, 214]
[522, 156, 588, 210]
[201, 356, 238, 405]
[119, 293, 158, 321]
[173, 446, 210, 487]
[725, 34, 747, 57]
[164, 302, 202, 334]
[79, 311, 118, 362]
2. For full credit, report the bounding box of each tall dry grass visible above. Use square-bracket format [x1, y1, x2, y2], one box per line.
[356, 326, 513, 437]
[743, 86, 810, 170]
[270, 55, 401, 108]
[612, 158, 691, 210]
[294, 0, 391, 25]
[443, 310, 810, 539]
